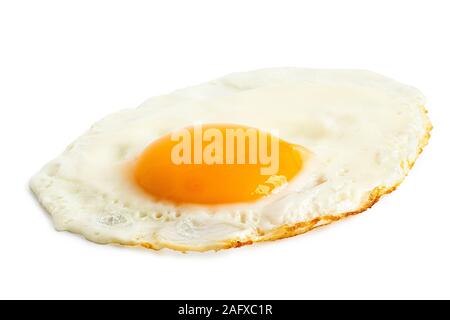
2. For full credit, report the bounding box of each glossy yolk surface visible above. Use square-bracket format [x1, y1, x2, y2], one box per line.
[134, 124, 304, 205]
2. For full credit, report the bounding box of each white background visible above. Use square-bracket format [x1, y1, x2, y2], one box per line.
[1, 0, 449, 300]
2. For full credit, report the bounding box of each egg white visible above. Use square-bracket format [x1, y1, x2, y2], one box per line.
[30, 68, 431, 252]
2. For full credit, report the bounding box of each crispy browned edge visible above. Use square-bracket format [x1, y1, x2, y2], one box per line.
[116, 105, 432, 253]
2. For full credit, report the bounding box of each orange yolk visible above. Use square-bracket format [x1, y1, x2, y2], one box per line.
[134, 124, 304, 205]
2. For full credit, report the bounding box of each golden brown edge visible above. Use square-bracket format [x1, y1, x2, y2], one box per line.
[126, 104, 432, 253]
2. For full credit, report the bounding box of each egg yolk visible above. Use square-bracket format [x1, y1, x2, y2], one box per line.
[134, 124, 304, 205]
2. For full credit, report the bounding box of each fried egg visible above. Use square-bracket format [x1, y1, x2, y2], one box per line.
[30, 68, 432, 252]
